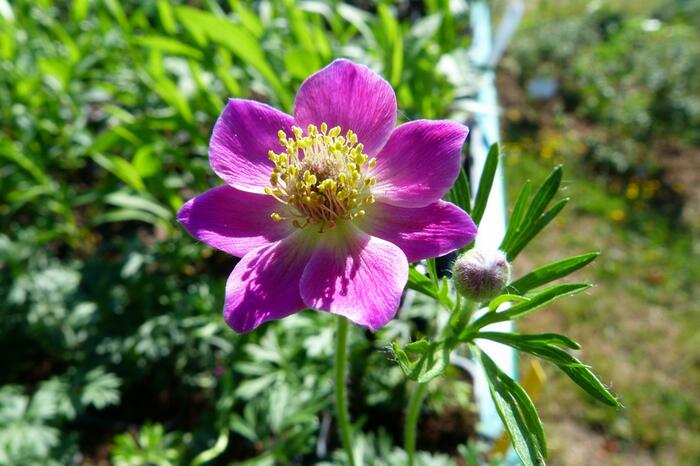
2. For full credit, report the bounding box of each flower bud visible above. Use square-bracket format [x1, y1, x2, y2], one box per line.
[452, 248, 511, 301]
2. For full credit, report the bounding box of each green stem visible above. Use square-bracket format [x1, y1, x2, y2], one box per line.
[405, 295, 475, 464]
[334, 315, 355, 466]
[405, 381, 429, 466]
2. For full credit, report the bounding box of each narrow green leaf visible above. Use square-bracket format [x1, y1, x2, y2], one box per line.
[285, 0, 320, 61]
[470, 283, 590, 329]
[407, 266, 438, 300]
[559, 364, 621, 407]
[471, 143, 499, 226]
[133, 35, 203, 59]
[156, 0, 177, 34]
[446, 167, 471, 214]
[155, 77, 194, 123]
[526, 165, 562, 221]
[229, 0, 264, 38]
[337, 4, 376, 45]
[500, 180, 531, 250]
[104, 192, 171, 220]
[506, 197, 569, 261]
[508, 252, 600, 295]
[0, 137, 51, 186]
[71, 0, 89, 23]
[104, 0, 130, 32]
[476, 331, 581, 350]
[426, 257, 439, 288]
[174, 6, 290, 105]
[487, 294, 530, 312]
[93, 209, 160, 226]
[92, 153, 146, 192]
[475, 332, 621, 407]
[215, 49, 241, 96]
[476, 347, 547, 466]
[191, 431, 229, 466]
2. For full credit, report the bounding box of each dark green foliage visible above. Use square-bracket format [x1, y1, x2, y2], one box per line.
[0, 1, 479, 463]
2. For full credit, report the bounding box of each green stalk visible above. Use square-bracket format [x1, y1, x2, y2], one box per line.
[405, 381, 429, 466]
[334, 315, 355, 466]
[405, 296, 475, 465]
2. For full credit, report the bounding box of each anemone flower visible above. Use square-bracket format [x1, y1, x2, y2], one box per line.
[178, 59, 477, 332]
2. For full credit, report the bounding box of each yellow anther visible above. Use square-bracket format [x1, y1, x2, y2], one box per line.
[304, 171, 317, 186]
[263, 122, 378, 232]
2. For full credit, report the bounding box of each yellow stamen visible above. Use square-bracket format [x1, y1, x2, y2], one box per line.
[263, 123, 376, 232]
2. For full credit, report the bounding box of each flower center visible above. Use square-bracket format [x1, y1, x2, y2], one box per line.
[265, 123, 377, 232]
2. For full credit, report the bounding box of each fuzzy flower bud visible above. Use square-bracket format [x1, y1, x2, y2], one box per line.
[452, 248, 511, 301]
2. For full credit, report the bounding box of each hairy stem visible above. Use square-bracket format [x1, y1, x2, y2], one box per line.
[334, 315, 355, 466]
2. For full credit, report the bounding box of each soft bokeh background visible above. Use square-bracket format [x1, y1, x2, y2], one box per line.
[502, 2, 700, 465]
[1, 1, 698, 465]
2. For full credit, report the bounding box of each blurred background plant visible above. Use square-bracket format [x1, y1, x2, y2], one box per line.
[1, 0, 698, 465]
[500, 1, 700, 464]
[1, 0, 482, 464]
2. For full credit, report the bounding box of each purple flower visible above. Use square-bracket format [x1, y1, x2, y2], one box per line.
[178, 59, 477, 333]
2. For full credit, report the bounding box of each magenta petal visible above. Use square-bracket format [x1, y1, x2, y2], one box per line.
[177, 185, 291, 257]
[294, 59, 397, 156]
[372, 120, 468, 207]
[209, 99, 294, 193]
[224, 234, 312, 333]
[300, 229, 408, 330]
[358, 201, 477, 262]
